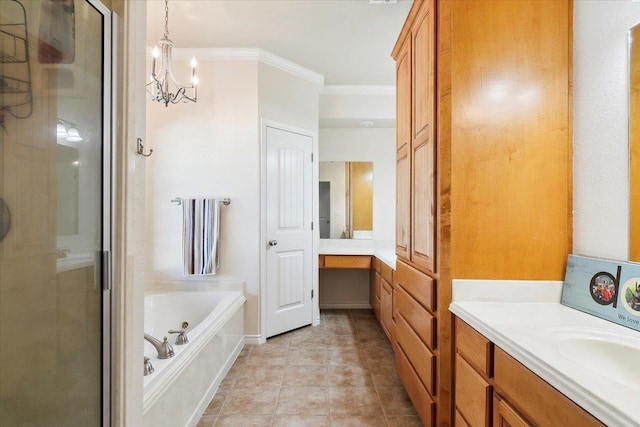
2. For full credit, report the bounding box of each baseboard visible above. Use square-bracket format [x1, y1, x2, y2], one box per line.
[319, 303, 372, 310]
[244, 334, 266, 345]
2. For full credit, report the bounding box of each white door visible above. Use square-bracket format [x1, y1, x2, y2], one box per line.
[266, 125, 313, 338]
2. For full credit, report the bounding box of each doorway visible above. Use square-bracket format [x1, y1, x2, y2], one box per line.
[319, 181, 331, 239]
[264, 123, 314, 338]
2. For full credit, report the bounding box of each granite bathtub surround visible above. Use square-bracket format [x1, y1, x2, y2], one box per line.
[449, 279, 640, 427]
[196, 310, 422, 427]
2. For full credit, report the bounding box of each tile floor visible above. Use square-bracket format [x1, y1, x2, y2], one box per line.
[196, 309, 423, 427]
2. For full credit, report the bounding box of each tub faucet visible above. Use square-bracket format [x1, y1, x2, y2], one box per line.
[144, 333, 175, 359]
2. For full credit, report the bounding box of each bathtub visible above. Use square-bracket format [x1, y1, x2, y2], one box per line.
[143, 289, 245, 427]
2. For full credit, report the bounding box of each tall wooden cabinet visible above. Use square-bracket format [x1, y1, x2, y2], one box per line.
[392, 1, 572, 426]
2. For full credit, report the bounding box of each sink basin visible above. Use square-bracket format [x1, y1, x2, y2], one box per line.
[550, 327, 640, 390]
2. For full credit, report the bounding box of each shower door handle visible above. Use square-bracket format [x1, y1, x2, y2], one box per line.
[268, 240, 278, 247]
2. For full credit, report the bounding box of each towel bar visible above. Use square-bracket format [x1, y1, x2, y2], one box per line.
[171, 197, 231, 206]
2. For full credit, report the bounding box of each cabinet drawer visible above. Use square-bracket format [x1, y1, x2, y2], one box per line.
[380, 262, 393, 284]
[396, 312, 435, 394]
[456, 318, 493, 378]
[395, 260, 436, 313]
[396, 344, 435, 427]
[456, 354, 492, 427]
[373, 257, 381, 273]
[493, 393, 532, 427]
[322, 255, 372, 269]
[494, 347, 605, 427]
[396, 286, 435, 350]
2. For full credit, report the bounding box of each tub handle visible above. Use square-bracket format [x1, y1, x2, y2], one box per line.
[169, 329, 189, 345]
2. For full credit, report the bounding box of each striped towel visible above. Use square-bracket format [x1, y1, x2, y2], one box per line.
[182, 199, 220, 275]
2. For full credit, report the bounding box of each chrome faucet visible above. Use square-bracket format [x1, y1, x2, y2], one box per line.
[144, 333, 175, 359]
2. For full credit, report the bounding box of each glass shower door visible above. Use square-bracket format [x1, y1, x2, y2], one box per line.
[0, 0, 111, 425]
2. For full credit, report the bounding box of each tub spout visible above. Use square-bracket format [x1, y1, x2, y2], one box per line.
[144, 333, 175, 359]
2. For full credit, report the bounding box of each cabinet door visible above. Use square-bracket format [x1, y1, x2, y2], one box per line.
[412, 0, 435, 142]
[411, 136, 435, 272]
[380, 278, 393, 340]
[493, 394, 532, 427]
[410, 0, 436, 273]
[396, 37, 412, 260]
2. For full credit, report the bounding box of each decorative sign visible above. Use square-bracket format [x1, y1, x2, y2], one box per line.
[562, 255, 640, 332]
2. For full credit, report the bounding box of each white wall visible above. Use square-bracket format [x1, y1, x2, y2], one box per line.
[146, 58, 320, 338]
[574, 1, 640, 260]
[146, 60, 262, 335]
[319, 128, 396, 242]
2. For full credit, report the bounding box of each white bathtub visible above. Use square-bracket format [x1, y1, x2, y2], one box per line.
[143, 289, 245, 427]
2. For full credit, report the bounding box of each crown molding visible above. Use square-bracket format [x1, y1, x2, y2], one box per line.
[171, 47, 325, 86]
[321, 85, 396, 96]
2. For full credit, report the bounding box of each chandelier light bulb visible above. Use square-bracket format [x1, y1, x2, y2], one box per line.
[146, 0, 198, 107]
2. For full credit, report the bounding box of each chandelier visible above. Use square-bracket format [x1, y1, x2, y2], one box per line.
[147, 0, 198, 107]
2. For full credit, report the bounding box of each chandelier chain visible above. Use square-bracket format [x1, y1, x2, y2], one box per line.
[164, 0, 169, 39]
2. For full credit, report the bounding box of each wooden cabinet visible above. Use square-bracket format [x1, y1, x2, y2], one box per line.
[370, 259, 381, 320]
[493, 348, 604, 427]
[454, 318, 605, 427]
[455, 318, 493, 427]
[393, 0, 573, 424]
[396, 37, 412, 261]
[380, 276, 394, 340]
[320, 255, 371, 269]
[395, 0, 436, 275]
[493, 394, 531, 427]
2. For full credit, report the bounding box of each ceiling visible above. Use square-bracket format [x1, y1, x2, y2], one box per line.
[146, 0, 413, 86]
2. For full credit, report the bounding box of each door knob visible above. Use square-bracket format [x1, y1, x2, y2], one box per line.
[268, 240, 278, 246]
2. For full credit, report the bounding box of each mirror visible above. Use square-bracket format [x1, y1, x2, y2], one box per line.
[56, 144, 79, 236]
[319, 161, 373, 239]
[630, 24, 640, 262]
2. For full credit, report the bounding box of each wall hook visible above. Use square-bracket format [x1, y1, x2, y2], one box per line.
[136, 138, 153, 157]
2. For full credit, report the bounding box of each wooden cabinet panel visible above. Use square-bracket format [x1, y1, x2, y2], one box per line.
[456, 318, 493, 378]
[412, 0, 434, 142]
[395, 260, 435, 313]
[381, 278, 394, 340]
[456, 410, 471, 427]
[322, 255, 371, 269]
[396, 34, 411, 261]
[447, 0, 572, 280]
[494, 347, 605, 427]
[380, 262, 393, 284]
[396, 286, 435, 350]
[370, 269, 381, 320]
[411, 136, 436, 273]
[396, 37, 412, 152]
[396, 147, 411, 261]
[456, 354, 492, 427]
[493, 393, 532, 427]
[396, 344, 435, 427]
[396, 313, 435, 395]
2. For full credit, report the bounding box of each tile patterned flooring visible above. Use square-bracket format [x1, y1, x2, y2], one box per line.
[196, 310, 423, 427]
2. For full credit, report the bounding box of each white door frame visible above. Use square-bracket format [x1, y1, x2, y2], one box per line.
[260, 119, 320, 343]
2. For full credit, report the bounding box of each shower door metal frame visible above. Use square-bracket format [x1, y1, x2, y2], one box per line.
[84, 0, 113, 425]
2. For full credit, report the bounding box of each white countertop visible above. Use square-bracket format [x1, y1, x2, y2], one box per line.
[319, 239, 396, 269]
[449, 280, 640, 427]
[56, 254, 95, 273]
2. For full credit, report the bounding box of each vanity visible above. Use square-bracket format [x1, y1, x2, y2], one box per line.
[318, 239, 396, 310]
[449, 281, 639, 427]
